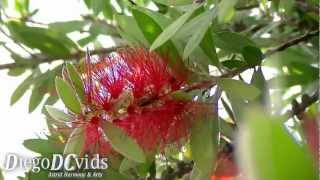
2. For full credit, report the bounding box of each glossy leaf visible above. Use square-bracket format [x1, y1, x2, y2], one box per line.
[183, 9, 217, 61]
[115, 14, 149, 46]
[242, 46, 263, 66]
[132, 7, 186, 73]
[150, 4, 200, 50]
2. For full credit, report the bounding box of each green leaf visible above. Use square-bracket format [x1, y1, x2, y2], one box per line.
[153, 0, 193, 6]
[28, 87, 45, 113]
[0, 168, 3, 180]
[48, 20, 87, 33]
[183, 9, 217, 61]
[132, 8, 186, 73]
[7, 67, 25, 76]
[190, 109, 218, 179]
[91, 0, 104, 15]
[222, 59, 246, 69]
[7, 21, 78, 58]
[199, 27, 219, 67]
[175, 8, 210, 39]
[77, 34, 97, 47]
[131, 8, 166, 45]
[55, 77, 82, 114]
[219, 78, 260, 101]
[242, 46, 263, 66]
[103, 121, 146, 163]
[264, 46, 317, 67]
[89, 21, 118, 36]
[119, 158, 138, 175]
[66, 63, 85, 102]
[250, 67, 270, 106]
[115, 14, 148, 46]
[213, 31, 255, 53]
[103, 1, 116, 19]
[45, 105, 73, 122]
[10, 74, 33, 105]
[41, 95, 59, 113]
[237, 109, 317, 180]
[183, 25, 208, 59]
[218, 0, 238, 23]
[15, 0, 29, 16]
[23, 139, 55, 155]
[64, 127, 84, 155]
[150, 4, 200, 50]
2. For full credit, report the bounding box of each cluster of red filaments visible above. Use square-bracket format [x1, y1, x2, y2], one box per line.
[80, 48, 194, 153]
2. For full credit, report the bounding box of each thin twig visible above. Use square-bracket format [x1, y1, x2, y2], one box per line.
[287, 91, 319, 118]
[265, 30, 319, 56]
[0, 46, 123, 70]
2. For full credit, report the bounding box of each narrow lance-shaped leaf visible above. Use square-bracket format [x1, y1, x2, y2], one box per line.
[103, 121, 146, 163]
[10, 74, 33, 105]
[115, 14, 149, 46]
[55, 77, 82, 114]
[66, 63, 85, 102]
[218, 0, 238, 23]
[48, 20, 88, 33]
[199, 27, 220, 67]
[132, 8, 187, 74]
[190, 106, 218, 179]
[45, 105, 73, 122]
[250, 67, 270, 107]
[150, 4, 200, 50]
[7, 21, 78, 58]
[64, 127, 84, 155]
[183, 9, 217, 61]
[28, 87, 46, 113]
[153, 0, 193, 6]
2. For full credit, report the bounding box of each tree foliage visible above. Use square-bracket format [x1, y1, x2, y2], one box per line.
[0, 0, 318, 179]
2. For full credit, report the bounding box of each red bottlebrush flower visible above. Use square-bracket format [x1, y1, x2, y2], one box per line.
[81, 47, 196, 151]
[82, 117, 112, 156]
[113, 100, 192, 150]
